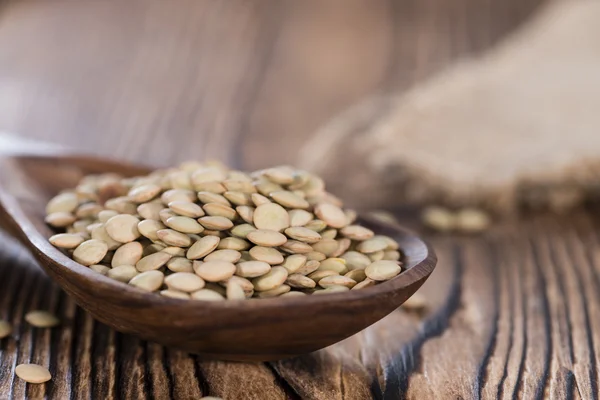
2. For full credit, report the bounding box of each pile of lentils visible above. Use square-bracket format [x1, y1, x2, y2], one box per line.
[45, 162, 403, 300]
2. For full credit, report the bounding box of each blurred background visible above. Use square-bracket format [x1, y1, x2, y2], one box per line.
[3, 0, 599, 224]
[0, 0, 543, 174]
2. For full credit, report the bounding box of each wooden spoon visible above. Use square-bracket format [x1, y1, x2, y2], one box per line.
[0, 145, 436, 361]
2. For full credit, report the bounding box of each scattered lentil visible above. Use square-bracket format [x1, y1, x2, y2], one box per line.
[0, 320, 12, 339]
[15, 364, 52, 384]
[25, 311, 60, 328]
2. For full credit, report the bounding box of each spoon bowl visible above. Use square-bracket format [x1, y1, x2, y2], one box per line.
[0, 146, 436, 361]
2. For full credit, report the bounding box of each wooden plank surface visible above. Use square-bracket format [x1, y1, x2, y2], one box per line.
[5, 0, 597, 399]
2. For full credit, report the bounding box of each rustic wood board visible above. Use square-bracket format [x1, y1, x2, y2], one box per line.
[3, 0, 594, 399]
[3, 214, 599, 399]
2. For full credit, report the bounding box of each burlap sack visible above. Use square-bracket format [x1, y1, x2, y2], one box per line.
[299, 0, 600, 215]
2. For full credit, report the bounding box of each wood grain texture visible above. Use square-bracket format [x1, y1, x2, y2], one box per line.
[5, 212, 600, 399]
[5, 0, 593, 399]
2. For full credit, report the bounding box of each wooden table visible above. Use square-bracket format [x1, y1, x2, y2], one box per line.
[3, 0, 597, 399]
